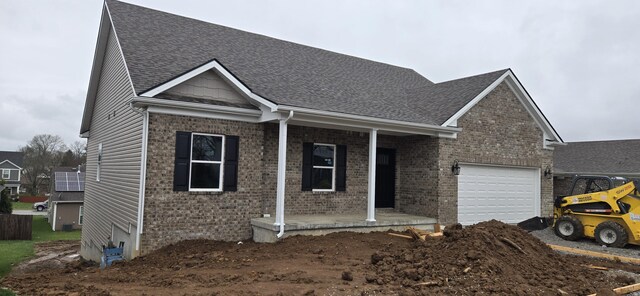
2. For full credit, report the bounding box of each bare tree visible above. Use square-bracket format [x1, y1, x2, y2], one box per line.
[20, 134, 66, 195]
[69, 140, 87, 165]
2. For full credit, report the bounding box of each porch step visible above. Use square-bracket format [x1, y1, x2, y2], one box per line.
[251, 213, 437, 243]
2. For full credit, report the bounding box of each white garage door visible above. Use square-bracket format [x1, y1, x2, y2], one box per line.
[458, 164, 540, 225]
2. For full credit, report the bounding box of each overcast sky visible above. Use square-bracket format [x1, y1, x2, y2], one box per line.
[1, 0, 639, 151]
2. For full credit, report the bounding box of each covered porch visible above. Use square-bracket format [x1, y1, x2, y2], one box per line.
[262, 107, 460, 242]
[251, 212, 437, 243]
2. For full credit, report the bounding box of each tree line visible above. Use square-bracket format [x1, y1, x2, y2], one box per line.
[19, 134, 87, 195]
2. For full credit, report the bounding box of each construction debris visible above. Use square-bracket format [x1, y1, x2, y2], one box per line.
[368, 220, 634, 295]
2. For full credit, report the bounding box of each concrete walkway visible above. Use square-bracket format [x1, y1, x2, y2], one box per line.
[12, 210, 47, 216]
[251, 212, 437, 242]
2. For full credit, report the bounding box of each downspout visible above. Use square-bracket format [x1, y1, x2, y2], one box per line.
[276, 111, 294, 238]
[130, 101, 149, 252]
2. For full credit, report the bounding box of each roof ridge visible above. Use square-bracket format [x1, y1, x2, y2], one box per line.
[435, 68, 510, 85]
[105, 0, 430, 82]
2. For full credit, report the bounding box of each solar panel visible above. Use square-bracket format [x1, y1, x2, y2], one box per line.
[54, 172, 85, 192]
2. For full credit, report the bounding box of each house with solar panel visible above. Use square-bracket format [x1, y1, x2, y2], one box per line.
[78, 0, 564, 261]
[48, 167, 85, 231]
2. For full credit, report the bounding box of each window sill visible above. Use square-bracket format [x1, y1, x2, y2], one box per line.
[311, 190, 336, 194]
[188, 190, 225, 196]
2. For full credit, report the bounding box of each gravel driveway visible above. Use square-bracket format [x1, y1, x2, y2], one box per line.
[531, 227, 640, 259]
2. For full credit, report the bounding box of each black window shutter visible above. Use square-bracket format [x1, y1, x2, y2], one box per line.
[335, 145, 347, 191]
[301, 142, 313, 191]
[223, 136, 239, 192]
[173, 131, 192, 191]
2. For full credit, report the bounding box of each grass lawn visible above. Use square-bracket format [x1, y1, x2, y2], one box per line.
[0, 288, 16, 296]
[9, 202, 33, 211]
[0, 216, 81, 279]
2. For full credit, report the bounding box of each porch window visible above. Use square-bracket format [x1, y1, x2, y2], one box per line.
[189, 133, 225, 191]
[312, 144, 335, 191]
[1, 169, 9, 180]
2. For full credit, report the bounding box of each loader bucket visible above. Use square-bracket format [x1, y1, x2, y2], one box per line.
[517, 216, 550, 232]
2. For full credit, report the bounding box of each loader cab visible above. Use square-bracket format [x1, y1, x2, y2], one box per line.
[569, 176, 614, 196]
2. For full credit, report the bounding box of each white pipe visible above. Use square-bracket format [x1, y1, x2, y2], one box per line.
[275, 111, 293, 238]
[130, 101, 149, 251]
[367, 128, 378, 222]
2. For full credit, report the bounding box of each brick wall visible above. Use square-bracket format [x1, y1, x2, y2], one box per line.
[553, 177, 574, 197]
[140, 113, 264, 254]
[261, 125, 439, 217]
[434, 82, 554, 224]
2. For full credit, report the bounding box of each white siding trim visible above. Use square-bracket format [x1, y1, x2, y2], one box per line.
[135, 109, 149, 251]
[0, 160, 21, 169]
[140, 60, 277, 111]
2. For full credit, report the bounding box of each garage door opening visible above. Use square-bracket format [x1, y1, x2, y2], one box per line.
[457, 164, 540, 225]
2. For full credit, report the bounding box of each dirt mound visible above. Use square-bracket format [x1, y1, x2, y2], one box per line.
[367, 220, 628, 295]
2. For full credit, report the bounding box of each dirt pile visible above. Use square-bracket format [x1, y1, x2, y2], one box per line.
[367, 220, 628, 295]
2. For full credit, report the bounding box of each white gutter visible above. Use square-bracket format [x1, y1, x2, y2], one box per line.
[130, 101, 149, 251]
[276, 105, 460, 135]
[132, 97, 262, 117]
[276, 110, 294, 238]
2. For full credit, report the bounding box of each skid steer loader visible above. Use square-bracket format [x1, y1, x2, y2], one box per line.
[553, 175, 640, 247]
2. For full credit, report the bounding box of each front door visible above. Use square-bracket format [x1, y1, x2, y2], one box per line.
[375, 148, 396, 208]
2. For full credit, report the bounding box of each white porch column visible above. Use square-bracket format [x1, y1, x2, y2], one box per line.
[275, 119, 288, 236]
[367, 128, 378, 222]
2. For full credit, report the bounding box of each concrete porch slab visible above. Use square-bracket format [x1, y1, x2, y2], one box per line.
[251, 212, 437, 243]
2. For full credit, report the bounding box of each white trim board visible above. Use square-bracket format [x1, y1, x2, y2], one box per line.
[441, 70, 563, 147]
[139, 60, 277, 111]
[0, 160, 21, 169]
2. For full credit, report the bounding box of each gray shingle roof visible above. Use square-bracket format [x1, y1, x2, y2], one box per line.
[105, 0, 508, 125]
[0, 151, 23, 168]
[554, 140, 640, 176]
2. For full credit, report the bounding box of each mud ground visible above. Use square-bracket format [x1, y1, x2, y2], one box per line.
[2, 221, 639, 296]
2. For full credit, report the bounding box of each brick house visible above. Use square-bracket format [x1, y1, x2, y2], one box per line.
[79, 0, 563, 261]
[553, 139, 640, 197]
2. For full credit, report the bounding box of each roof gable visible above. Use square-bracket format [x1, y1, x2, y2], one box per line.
[0, 151, 23, 168]
[437, 70, 563, 145]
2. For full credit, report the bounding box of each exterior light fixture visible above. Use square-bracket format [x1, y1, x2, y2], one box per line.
[544, 166, 553, 179]
[452, 160, 461, 176]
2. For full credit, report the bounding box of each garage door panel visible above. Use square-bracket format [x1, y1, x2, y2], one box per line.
[458, 165, 539, 225]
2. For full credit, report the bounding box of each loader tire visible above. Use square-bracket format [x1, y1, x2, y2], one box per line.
[554, 215, 583, 241]
[594, 221, 628, 248]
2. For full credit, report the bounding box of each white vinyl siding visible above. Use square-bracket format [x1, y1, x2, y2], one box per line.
[81, 26, 142, 259]
[457, 164, 540, 225]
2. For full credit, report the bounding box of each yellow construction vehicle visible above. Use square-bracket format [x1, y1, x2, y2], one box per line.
[553, 176, 640, 247]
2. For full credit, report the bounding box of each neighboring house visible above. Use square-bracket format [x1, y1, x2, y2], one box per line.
[553, 139, 640, 197]
[48, 167, 85, 231]
[79, 0, 563, 261]
[0, 151, 23, 196]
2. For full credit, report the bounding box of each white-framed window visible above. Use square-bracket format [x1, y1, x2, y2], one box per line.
[189, 133, 225, 191]
[1, 169, 10, 180]
[78, 206, 84, 225]
[312, 143, 336, 191]
[97, 143, 103, 182]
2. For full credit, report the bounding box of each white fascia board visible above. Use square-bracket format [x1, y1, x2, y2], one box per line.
[139, 60, 277, 111]
[441, 70, 563, 145]
[133, 97, 262, 122]
[104, 2, 136, 95]
[0, 160, 21, 170]
[442, 71, 510, 127]
[277, 105, 460, 137]
[555, 172, 640, 177]
[80, 7, 110, 135]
